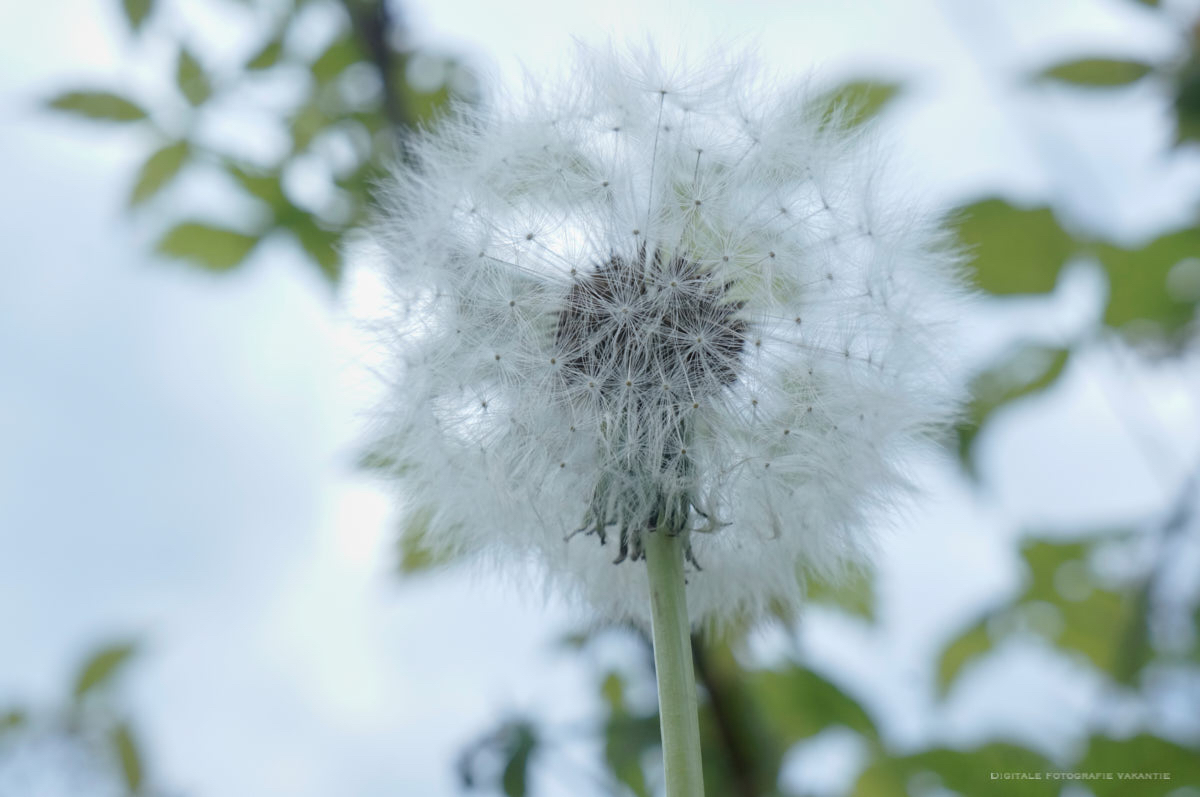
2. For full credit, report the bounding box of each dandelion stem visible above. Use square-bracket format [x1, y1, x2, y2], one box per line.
[645, 528, 705, 797]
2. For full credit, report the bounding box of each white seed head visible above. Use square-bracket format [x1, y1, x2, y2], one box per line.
[372, 45, 966, 626]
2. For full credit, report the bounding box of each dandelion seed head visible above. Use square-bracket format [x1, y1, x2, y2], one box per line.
[373, 44, 966, 626]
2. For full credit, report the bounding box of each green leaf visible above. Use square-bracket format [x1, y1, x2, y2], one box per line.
[1112, 582, 1152, 686]
[938, 534, 1144, 693]
[501, 722, 537, 797]
[293, 218, 342, 282]
[692, 640, 782, 794]
[312, 36, 362, 84]
[806, 567, 875, 621]
[558, 630, 595, 650]
[0, 709, 26, 734]
[111, 723, 144, 793]
[955, 199, 1075, 295]
[957, 198, 1198, 337]
[121, 0, 154, 32]
[752, 665, 877, 743]
[936, 617, 993, 697]
[129, 140, 189, 206]
[910, 744, 1057, 797]
[857, 744, 1056, 797]
[1077, 735, 1200, 796]
[958, 346, 1070, 473]
[808, 80, 901, 128]
[851, 761, 902, 797]
[46, 91, 148, 122]
[1094, 227, 1200, 335]
[398, 506, 452, 574]
[395, 51, 463, 125]
[156, 223, 258, 271]
[357, 437, 412, 476]
[1020, 539, 1137, 675]
[247, 38, 285, 70]
[1038, 58, 1154, 87]
[600, 673, 655, 797]
[290, 101, 330, 153]
[1174, 56, 1200, 145]
[938, 535, 1141, 694]
[73, 642, 138, 700]
[228, 164, 288, 210]
[1192, 598, 1200, 663]
[176, 48, 212, 106]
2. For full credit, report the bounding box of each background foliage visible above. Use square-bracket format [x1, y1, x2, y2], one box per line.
[4, 0, 1199, 794]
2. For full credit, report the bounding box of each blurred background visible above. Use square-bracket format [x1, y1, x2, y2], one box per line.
[2, 0, 1200, 794]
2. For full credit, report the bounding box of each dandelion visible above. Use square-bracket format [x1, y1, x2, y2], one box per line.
[373, 45, 964, 795]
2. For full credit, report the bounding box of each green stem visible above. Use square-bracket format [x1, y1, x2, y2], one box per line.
[644, 529, 705, 797]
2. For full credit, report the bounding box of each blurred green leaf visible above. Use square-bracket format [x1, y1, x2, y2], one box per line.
[1021, 539, 1137, 675]
[247, 38, 285, 70]
[1095, 227, 1200, 335]
[955, 199, 1075, 295]
[850, 761, 899, 797]
[600, 673, 656, 797]
[938, 535, 1140, 695]
[395, 52, 461, 124]
[333, 167, 373, 223]
[47, 90, 148, 122]
[176, 48, 212, 106]
[121, 0, 154, 33]
[399, 506, 451, 573]
[293, 218, 342, 281]
[808, 80, 901, 128]
[291, 101, 330, 153]
[228, 164, 289, 210]
[1077, 735, 1200, 795]
[692, 640, 782, 796]
[1175, 56, 1200, 144]
[857, 744, 1055, 797]
[357, 438, 412, 476]
[501, 722, 537, 797]
[129, 140, 189, 206]
[937, 617, 993, 697]
[912, 744, 1057, 797]
[806, 567, 875, 621]
[401, 78, 452, 126]
[1038, 59, 1154, 87]
[558, 630, 594, 650]
[74, 642, 138, 701]
[312, 35, 362, 84]
[458, 718, 542, 794]
[157, 223, 259, 271]
[1193, 599, 1200, 662]
[0, 709, 26, 733]
[752, 665, 876, 743]
[1113, 582, 1153, 685]
[111, 723, 144, 793]
[957, 199, 1200, 336]
[958, 346, 1070, 474]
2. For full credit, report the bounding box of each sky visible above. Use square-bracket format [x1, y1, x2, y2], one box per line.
[1, 0, 1199, 795]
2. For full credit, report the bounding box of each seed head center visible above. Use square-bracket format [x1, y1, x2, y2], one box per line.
[555, 247, 746, 404]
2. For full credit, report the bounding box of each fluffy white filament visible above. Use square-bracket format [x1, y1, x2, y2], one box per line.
[372, 46, 965, 625]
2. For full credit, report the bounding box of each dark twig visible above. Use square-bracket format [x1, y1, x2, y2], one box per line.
[340, 0, 415, 161]
[691, 635, 767, 797]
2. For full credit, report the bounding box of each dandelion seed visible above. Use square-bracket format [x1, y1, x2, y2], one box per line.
[373, 45, 965, 626]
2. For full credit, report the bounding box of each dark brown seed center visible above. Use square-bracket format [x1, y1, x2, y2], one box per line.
[554, 247, 746, 402]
